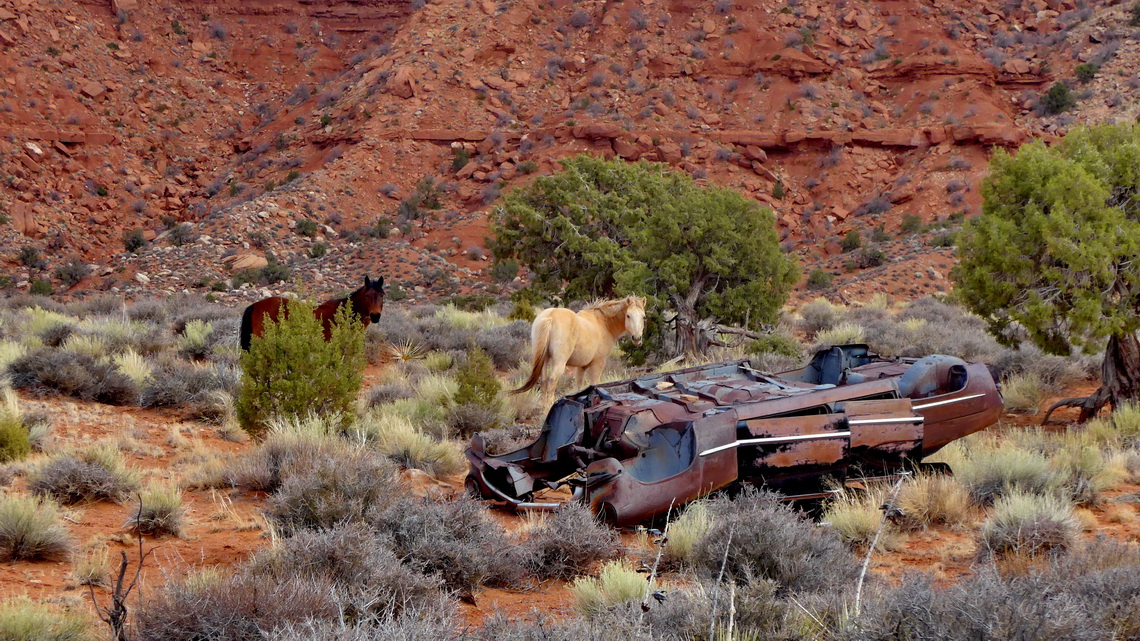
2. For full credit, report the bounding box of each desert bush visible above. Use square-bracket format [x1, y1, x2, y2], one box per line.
[979, 491, 1079, 557]
[798, 298, 844, 336]
[475, 321, 529, 370]
[141, 358, 233, 410]
[266, 446, 404, 533]
[692, 488, 856, 594]
[237, 301, 365, 437]
[895, 473, 972, 529]
[125, 483, 184, 536]
[523, 503, 617, 579]
[0, 495, 71, 561]
[8, 348, 138, 405]
[569, 561, 648, 616]
[112, 349, 153, 388]
[371, 496, 527, 595]
[28, 445, 137, 504]
[842, 565, 1119, 641]
[222, 431, 331, 492]
[365, 382, 414, 407]
[136, 570, 338, 641]
[447, 402, 501, 440]
[479, 423, 539, 454]
[0, 598, 90, 641]
[269, 612, 455, 641]
[246, 524, 444, 617]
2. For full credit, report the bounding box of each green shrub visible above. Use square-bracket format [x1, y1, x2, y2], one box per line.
[900, 213, 923, 234]
[453, 349, 501, 409]
[0, 598, 90, 641]
[295, 219, 318, 237]
[236, 301, 365, 437]
[308, 241, 328, 259]
[29, 280, 53, 296]
[749, 333, 802, 359]
[1039, 82, 1076, 115]
[123, 228, 147, 253]
[1074, 63, 1099, 83]
[1132, 1, 1140, 26]
[0, 495, 71, 561]
[806, 268, 833, 290]
[451, 147, 471, 172]
[507, 300, 536, 322]
[841, 229, 862, 252]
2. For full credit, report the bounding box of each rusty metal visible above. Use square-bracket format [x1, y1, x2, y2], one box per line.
[465, 344, 1002, 526]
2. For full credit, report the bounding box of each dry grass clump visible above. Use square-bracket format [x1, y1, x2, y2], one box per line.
[895, 473, 972, 529]
[823, 486, 897, 550]
[944, 437, 1059, 504]
[979, 491, 1079, 558]
[125, 483, 185, 537]
[0, 494, 71, 561]
[354, 411, 464, 478]
[72, 545, 111, 588]
[1001, 372, 1048, 413]
[797, 298, 846, 336]
[811, 322, 866, 350]
[522, 502, 618, 580]
[1083, 402, 1140, 448]
[0, 388, 31, 463]
[664, 499, 712, 565]
[0, 597, 90, 641]
[569, 561, 648, 616]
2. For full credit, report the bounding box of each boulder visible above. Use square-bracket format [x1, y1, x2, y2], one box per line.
[387, 67, 417, 99]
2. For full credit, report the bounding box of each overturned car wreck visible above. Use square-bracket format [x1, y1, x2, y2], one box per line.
[466, 344, 1002, 526]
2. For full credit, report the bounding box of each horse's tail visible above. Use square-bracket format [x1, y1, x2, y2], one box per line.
[512, 313, 552, 395]
[239, 304, 255, 351]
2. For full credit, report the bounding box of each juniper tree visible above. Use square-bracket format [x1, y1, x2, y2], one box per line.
[489, 155, 798, 357]
[953, 123, 1140, 419]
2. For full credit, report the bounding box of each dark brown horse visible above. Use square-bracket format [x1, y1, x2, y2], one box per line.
[239, 276, 385, 350]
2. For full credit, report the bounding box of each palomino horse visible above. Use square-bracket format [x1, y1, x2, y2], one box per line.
[239, 275, 385, 350]
[513, 296, 646, 405]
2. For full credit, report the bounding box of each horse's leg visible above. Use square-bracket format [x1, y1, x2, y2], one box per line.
[585, 358, 607, 387]
[541, 346, 572, 407]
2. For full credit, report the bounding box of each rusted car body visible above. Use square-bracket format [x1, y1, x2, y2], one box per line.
[466, 344, 1002, 526]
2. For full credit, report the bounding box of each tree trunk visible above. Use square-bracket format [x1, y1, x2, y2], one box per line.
[1043, 332, 1140, 423]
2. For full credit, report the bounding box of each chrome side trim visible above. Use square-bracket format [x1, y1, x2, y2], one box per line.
[700, 431, 852, 457]
[912, 393, 986, 411]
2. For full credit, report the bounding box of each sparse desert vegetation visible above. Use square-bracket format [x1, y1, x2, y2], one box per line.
[0, 288, 1135, 639]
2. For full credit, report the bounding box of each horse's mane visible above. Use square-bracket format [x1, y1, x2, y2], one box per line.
[582, 297, 642, 317]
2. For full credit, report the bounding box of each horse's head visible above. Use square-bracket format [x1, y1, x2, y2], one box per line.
[355, 275, 385, 323]
[624, 296, 646, 346]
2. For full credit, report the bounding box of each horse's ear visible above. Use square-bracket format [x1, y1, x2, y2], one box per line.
[376, 276, 384, 290]
[364, 275, 371, 288]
